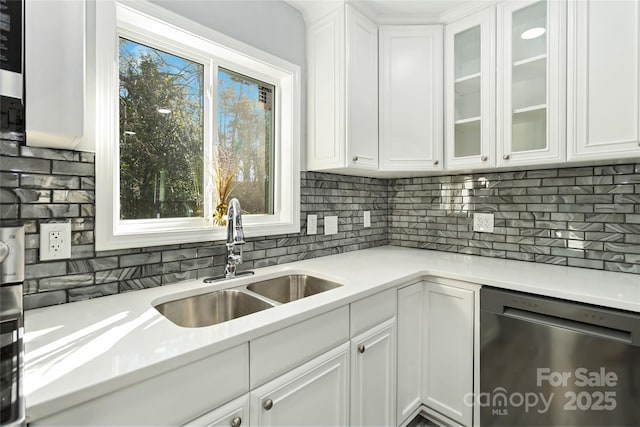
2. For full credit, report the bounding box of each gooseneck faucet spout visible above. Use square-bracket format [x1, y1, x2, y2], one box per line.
[225, 198, 245, 278]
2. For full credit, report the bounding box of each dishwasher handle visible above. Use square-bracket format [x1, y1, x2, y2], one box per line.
[503, 307, 633, 344]
[481, 287, 640, 347]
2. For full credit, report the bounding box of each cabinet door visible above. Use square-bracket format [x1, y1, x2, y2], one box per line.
[346, 5, 378, 170]
[423, 283, 474, 427]
[445, 8, 496, 170]
[379, 26, 443, 172]
[350, 318, 396, 427]
[396, 283, 424, 425]
[567, 0, 640, 161]
[497, 0, 566, 167]
[25, 0, 85, 149]
[184, 394, 249, 427]
[307, 7, 345, 170]
[250, 343, 349, 426]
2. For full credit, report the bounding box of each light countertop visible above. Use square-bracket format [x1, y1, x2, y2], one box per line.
[24, 246, 640, 422]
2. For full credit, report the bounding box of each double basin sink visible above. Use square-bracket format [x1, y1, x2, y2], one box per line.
[154, 274, 343, 328]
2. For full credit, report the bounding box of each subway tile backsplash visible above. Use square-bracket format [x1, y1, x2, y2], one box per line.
[1, 138, 639, 309]
[1, 140, 388, 309]
[389, 165, 640, 274]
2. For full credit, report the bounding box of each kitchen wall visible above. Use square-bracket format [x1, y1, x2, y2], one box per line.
[389, 164, 640, 274]
[2, 138, 640, 309]
[0, 139, 389, 309]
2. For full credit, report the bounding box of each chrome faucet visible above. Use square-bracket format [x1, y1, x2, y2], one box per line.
[224, 198, 245, 278]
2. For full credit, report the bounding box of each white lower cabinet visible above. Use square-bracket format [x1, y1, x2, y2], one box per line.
[31, 344, 250, 426]
[350, 318, 396, 427]
[423, 280, 475, 427]
[33, 279, 480, 427]
[397, 279, 478, 427]
[249, 342, 350, 427]
[396, 282, 424, 425]
[184, 394, 249, 427]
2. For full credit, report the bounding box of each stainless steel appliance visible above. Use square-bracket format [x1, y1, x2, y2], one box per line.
[0, 226, 25, 427]
[480, 287, 640, 426]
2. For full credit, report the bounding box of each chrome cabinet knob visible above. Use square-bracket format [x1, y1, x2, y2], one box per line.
[358, 344, 366, 353]
[503, 154, 510, 160]
[264, 399, 274, 411]
[353, 156, 359, 162]
[481, 155, 487, 161]
[433, 160, 439, 166]
[230, 417, 242, 427]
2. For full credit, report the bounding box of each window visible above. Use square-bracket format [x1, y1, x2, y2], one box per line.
[95, 1, 300, 250]
[118, 38, 205, 220]
[216, 68, 275, 217]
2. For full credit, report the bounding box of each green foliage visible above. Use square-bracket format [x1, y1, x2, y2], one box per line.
[217, 69, 274, 215]
[119, 41, 204, 220]
[118, 40, 274, 222]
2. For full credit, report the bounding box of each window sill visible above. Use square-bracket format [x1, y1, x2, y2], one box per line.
[95, 218, 300, 251]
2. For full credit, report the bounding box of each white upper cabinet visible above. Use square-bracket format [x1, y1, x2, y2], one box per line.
[307, 4, 378, 172]
[25, 0, 86, 149]
[497, 0, 566, 167]
[567, 0, 640, 161]
[379, 26, 444, 172]
[445, 8, 496, 170]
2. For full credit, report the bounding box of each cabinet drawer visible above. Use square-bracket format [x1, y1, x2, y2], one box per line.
[250, 306, 349, 389]
[34, 344, 249, 426]
[350, 288, 396, 337]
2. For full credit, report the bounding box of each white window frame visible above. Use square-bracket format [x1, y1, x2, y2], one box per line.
[95, 0, 300, 251]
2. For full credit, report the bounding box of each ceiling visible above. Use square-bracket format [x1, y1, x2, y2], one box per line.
[286, 0, 495, 24]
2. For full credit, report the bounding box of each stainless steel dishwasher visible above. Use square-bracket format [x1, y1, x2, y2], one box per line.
[480, 287, 640, 426]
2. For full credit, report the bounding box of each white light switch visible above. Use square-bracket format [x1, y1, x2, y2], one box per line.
[364, 211, 371, 228]
[40, 221, 72, 260]
[307, 214, 317, 235]
[324, 215, 338, 235]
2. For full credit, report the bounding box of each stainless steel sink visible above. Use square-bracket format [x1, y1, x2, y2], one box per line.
[246, 274, 342, 303]
[154, 289, 275, 327]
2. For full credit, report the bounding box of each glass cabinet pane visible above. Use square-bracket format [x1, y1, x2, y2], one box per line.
[454, 25, 481, 158]
[511, 1, 547, 152]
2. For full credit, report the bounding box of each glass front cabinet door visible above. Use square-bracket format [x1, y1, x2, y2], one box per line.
[445, 8, 496, 170]
[497, 0, 566, 166]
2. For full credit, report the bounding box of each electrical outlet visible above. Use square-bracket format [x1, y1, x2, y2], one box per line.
[307, 214, 317, 235]
[40, 222, 71, 260]
[363, 211, 371, 228]
[324, 215, 338, 235]
[473, 213, 494, 233]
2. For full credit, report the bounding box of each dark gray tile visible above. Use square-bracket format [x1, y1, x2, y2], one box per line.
[20, 174, 80, 189]
[594, 165, 634, 175]
[52, 190, 94, 203]
[68, 257, 119, 273]
[25, 262, 67, 279]
[39, 273, 94, 290]
[0, 172, 19, 187]
[21, 146, 78, 161]
[604, 262, 640, 274]
[21, 204, 79, 219]
[24, 291, 67, 310]
[69, 283, 118, 302]
[52, 160, 94, 176]
[0, 156, 50, 173]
